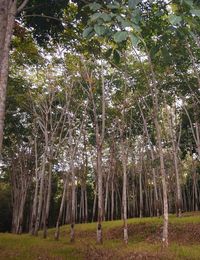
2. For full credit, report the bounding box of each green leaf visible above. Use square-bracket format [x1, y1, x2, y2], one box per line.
[105, 48, 113, 58]
[150, 44, 160, 59]
[130, 33, 140, 47]
[132, 23, 141, 32]
[89, 3, 102, 11]
[90, 13, 102, 22]
[113, 31, 128, 43]
[128, 0, 141, 9]
[131, 9, 141, 24]
[190, 9, 200, 17]
[161, 47, 171, 65]
[94, 25, 106, 36]
[101, 13, 112, 22]
[168, 15, 182, 25]
[107, 4, 119, 9]
[113, 49, 120, 64]
[83, 27, 93, 38]
[183, 0, 194, 7]
[116, 16, 133, 29]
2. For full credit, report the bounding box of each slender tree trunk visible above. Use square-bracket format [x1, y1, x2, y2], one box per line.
[0, 0, 17, 154]
[84, 185, 88, 223]
[30, 137, 39, 235]
[70, 163, 75, 242]
[167, 106, 182, 217]
[111, 176, 114, 221]
[79, 184, 84, 223]
[54, 177, 68, 240]
[138, 103, 160, 217]
[97, 145, 103, 243]
[195, 121, 200, 160]
[43, 159, 52, 238]
[92, 184, 97, 222]
[147, 54, 169, 247]
[104, 172, 110, 221]
[34, 152, 46, 236]
[139, 164, 143, 218]
[122, 148, 128, 244]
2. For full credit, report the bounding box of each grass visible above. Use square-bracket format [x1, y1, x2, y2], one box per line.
[0, 212, 200, 259]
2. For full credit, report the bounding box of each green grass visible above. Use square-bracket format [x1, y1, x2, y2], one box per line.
[0, 213, 200, 259]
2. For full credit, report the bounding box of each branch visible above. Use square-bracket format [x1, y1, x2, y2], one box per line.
[22, 14, 61, 22]
[17, 0, 29, 14]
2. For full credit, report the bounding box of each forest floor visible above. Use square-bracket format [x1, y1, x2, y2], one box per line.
[0, 212, 200, 259]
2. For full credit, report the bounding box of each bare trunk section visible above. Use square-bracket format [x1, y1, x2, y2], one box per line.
[70, 163, 75, 242]
[34, 152, 46, 236]
[0, 0, 17, 154]
[43, 159, 52, 238]
[139, 163, 143, 218]
[97, 145, 103, 244]
[138, 103, 160, 217]
[122, 149, 128, 244]
[11, 148, 32, 234]
[104, 170, 110, 221]
[84, 65, 105, 243]
[30, 135, 39, 235]
[54, 176, 68, 240]
[111, 175, 114, 221]
[166, 104, 182, 217]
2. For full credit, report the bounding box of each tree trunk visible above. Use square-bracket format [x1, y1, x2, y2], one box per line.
[166, 103, 182, 217]
[70, 163, 75, 242]
[138, 103, 160, 217]
[96, 146, 103, 244]
[30, 137, 39, 235]
[84, 185, 88, 222]
[34, 153, 46, 236]
[139, 164, 143, 218]
[54, 177, 68, 240]
[122, 151, 128, 244]
[92, 185, 97, 222]
[0, 0, 17, 154]
[43, 159, 52, 238]
[104, 172, 110, 221]
[111, 176, 114, 221]
[147, 53, 169, 247]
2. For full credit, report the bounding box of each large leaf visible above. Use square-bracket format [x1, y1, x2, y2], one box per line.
[104, 48, 113, 58]
[83, 26, 93, 38]
[128, 0, 141, 9]
[130, 33, 140, 47]
[131, 9, 141, 25]
[116, 16, 132, 28]
[94, 25, 106, 36]
[113, 31, 128, 43]
[183, 0, 194, 7]
[150, 44, 160, 59]
[89, 3, 102, 11]
[107, 4, 120, 9]
[101, 13, 112, 22]
[90, 13, 102, 22]
[161, 47, 171, 65]
[168, 15, 182, 25]
[190, 9, 200, 17]
[113, 49, 120, 64]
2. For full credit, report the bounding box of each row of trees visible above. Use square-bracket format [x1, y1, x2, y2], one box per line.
[0, 0, 200, 248]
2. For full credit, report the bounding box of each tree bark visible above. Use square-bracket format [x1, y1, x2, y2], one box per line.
[0, 0, 17, 155]
[54, 176, 68, 240]
[43, 159, 52, 238]
[147, 53, 169, 247]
